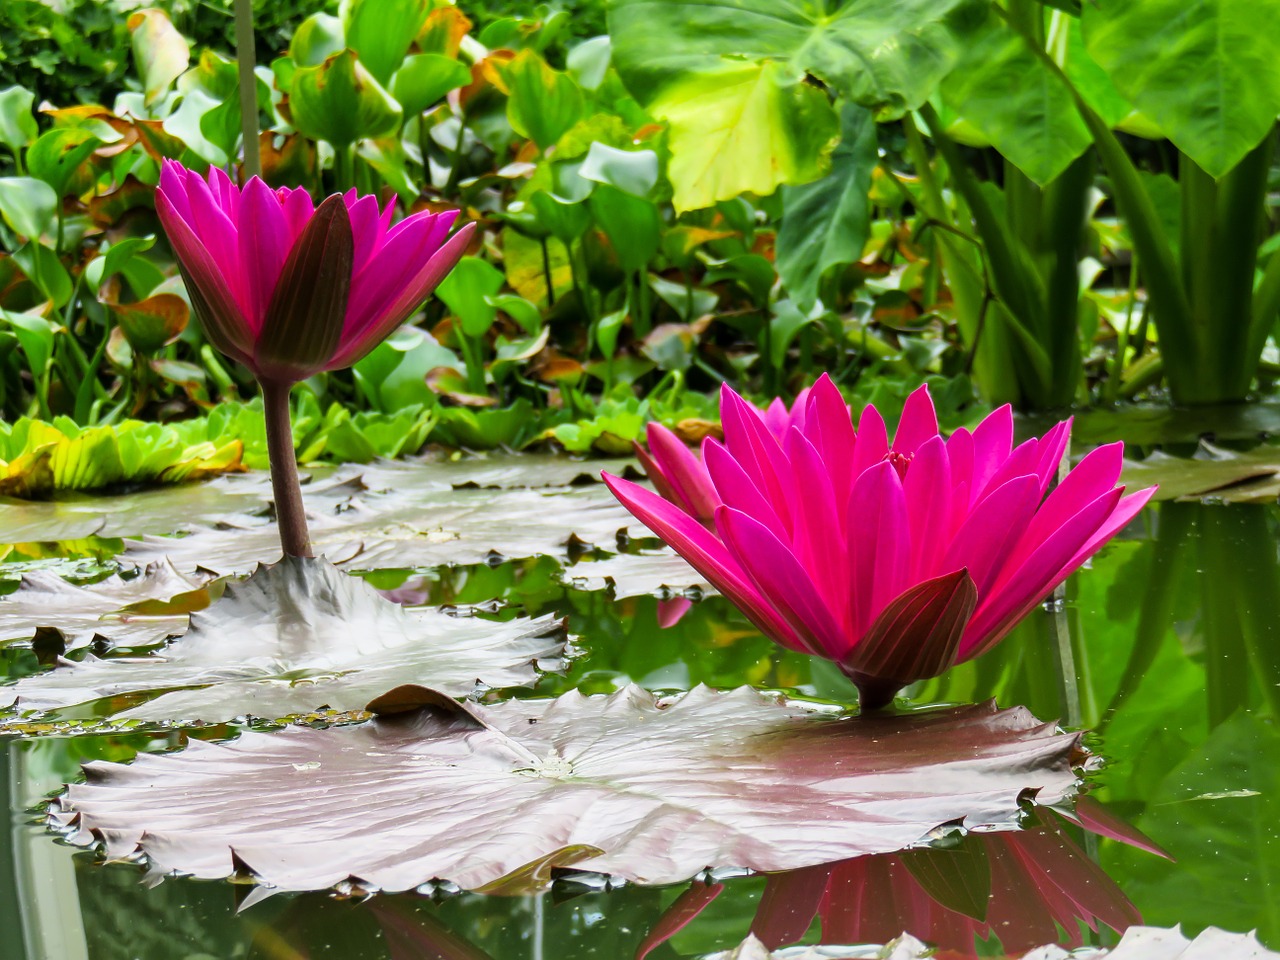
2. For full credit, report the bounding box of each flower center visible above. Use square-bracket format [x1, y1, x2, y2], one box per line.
[883, 450, 913, 480]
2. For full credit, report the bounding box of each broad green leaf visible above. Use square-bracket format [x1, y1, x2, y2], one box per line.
[436, 256, 506, 337]
[52, 689, 1079, 893]
[127, 9, 191, 107]
[768, 300, 821, 369]
[1083, 0, 1280, 177]
[1, 557, 564, 722]
[942, 15, 1091, 185]
[776, 103, 877, 307]
[579, 142, 659, 197]
[84, 236, 158, 292]
[0, 176, 56, 239]
[353, 326, 456, 411]
[567, 36, 612, 91]
[163, 87, 230, 165]
[1051, 12, 1132, 129]
[530, 191, 592, 243]
[11, 242, 71, 307]
[0, 86, 37, 157]
[391, 53, 471, 117]
[289, 13, 346, 68]
[655, 60, 840, 212]
[609, 0, 987, 117]
[26, 127, 103, 197]
[108, 293, 190, 355]
[290, 49, 403, 148]
[0, 308, 57, 377]
[591, 185, 661, 273]
[503, 50, 585, 151]
[343, 0, 434, 87]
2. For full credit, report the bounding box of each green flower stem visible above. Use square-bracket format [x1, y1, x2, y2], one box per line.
[234, 0, 262, 179]
[260, 378, 311, 558]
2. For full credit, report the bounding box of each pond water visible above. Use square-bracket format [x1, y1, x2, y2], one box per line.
[0, 469, 1277, 959]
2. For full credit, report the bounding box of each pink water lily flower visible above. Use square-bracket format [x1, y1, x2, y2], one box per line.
[156, 159, 474, 385]
[604, 377, 1156, 708]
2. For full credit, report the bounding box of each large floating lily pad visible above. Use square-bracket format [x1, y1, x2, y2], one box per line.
[123, 485, 634, 575]
[55, 687, 1081, 895]
[1, 557, 565, 723]
[1121, 444, 1280, 504]
[0, 560, 214, 650]
[358, 453, 634, 491]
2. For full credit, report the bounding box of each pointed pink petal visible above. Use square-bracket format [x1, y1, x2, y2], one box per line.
[704, 438, 789, 543]
[717, 506, 845, 658]
[155, 189, 255, 365]
[851, 403, 889, 479]
[962, 488, 1123, 657]
[903, 435, 952, 582]
[970, 404, 1014, 503]
[893, 383, 938, 455]
[602, 474, 807, 652]
[656, 596, 694, 629]
[330, 219, 472, 369]
[182, 171, 250, 319]
[803, 373, 856, 508]
[279, 186, 316, 242]
[236, 177, 291, 332]
[1065, 486, 1155, 570]
[347, 192, 390, 274]
[1010, 442, 1126, 563]
[158, 160, 195, 225]
[764, 397, 790, 437]
[846, 461, 910, 636]
[342, 210, 457, 332]
[645, 423, 719, 522]
[784, 426, 850, 633]
[720, 385, 795, 534]
[1033, 419, 1073, 495]
[941, 475, 1040, 595]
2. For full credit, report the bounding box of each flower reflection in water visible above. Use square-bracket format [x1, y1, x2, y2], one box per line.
[641, 813, 1141, 958]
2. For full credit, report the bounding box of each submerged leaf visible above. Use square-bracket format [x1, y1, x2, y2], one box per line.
[55, 688, 1080, 895]
[1, 557, 564, 722]
[1121, 444, 1280, 504]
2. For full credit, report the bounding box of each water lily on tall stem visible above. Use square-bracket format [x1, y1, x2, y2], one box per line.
[156, 160, 474, 557]
[604, 377, 1156, 708]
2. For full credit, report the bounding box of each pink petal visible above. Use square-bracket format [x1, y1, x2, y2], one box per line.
[717, 506, 845, 658]
[703, 438, 789, 543]
[784, 426, 850, 633]
[892, 383, 938, 455]
[343, 210, 457, 331]
[962, 488, 1123, 657]
[720, 385, 796, 534]
[764, 397, 790, 437]
[602, 474, 807, 652]
[646, 423, 719, 522]
[236, 177, 292, 332]
[182, 170, 250, 320]
[850, 403, 889, 479]
[1011, 442, 1125, 563]
[803, 374, 856, 508]
[1033, 419, 1073, 495]
[279, 186, 316, 242]
[902, 435, 952, 582]
[329, 219, 471, 369]
[941, 475, 1040, 595]
[347, 192, 390, 274]
[846, 461, 910, 636]
[969, 404, 1014, 503]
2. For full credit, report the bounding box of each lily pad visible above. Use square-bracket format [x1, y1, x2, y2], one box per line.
[0, 560, 213, 650]
[1121, 444, 1280, 503]
[54, 688, 1081, 896]
[564, 548, 710, 599]
[123, 485, 635, 575]
[1, 557, 565, 723]
[358, 453, 635, 491]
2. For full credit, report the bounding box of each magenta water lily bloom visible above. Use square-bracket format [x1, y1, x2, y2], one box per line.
[604, 377, 1156, 708]
[156, 160, 474, 384]
[156, 160, 473, 558]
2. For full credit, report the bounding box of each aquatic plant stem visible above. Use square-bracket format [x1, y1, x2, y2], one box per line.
[234, 0, 261, 180]
[260, 378, 311, 558]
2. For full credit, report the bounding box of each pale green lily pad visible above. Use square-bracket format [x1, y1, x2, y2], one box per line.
[564, 549, 710, 599]
[54, 688, 1080, 897]
[0, 559, 213, 650]
[1120, 443, 1280, 503]
[0, 557, 565, 723]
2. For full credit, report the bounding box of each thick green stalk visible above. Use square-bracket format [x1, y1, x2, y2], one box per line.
[260, 378, 311, 558]
[234, 0, 261, 179]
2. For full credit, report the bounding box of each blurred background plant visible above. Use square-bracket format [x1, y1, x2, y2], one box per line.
[1, 0, 1279, 492]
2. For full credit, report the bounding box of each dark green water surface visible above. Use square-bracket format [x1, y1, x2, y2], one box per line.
[2, 498, 1278, 958]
